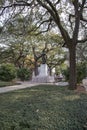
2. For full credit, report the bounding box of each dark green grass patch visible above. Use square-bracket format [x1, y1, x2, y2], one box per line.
[0, 85, 87, 130]
[0, 81, 21, 87]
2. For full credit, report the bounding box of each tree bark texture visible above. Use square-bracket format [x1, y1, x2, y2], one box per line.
[69, 45, 77, 89]
[34, 61, 38, 76]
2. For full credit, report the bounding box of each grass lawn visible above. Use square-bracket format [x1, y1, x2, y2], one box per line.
[0, 81, 21, 87]
[0, 85, 87, 130]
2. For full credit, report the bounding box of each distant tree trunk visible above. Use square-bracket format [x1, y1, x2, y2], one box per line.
[69, 45, 77, 89]
[34, 61, 38, 76]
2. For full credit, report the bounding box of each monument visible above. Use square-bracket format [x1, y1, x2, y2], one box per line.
[32, 51, 55, 83]
[82, 77, 87, 91]
[39, 51, 48, 76]
[82, 65, 87, 91]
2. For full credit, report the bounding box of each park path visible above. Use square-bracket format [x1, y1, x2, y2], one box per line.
[0, 82, 39, 94]
[0, 81, 69, 94]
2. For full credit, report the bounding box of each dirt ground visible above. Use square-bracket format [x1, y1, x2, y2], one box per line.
[76, 84, 86, 93]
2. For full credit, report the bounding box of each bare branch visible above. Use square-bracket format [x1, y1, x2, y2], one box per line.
[1, 1, 32, 8]
[37, 0, 71, 45]
[80, 15, 87, 22]
[79, 0, 86, 12]
[35, 24, 51, 35]
[69, 14, 74, 31]
[77, 38, 87, 43]
[0, 0, 33, 16]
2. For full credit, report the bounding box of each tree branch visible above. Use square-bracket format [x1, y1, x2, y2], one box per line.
[37, 0, 71, 45]
[77, 37, 87, 43]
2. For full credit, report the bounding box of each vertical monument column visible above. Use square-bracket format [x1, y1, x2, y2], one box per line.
[39, 64, 48, 76]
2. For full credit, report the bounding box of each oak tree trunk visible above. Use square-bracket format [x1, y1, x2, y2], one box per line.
[69, 45, 77, 90]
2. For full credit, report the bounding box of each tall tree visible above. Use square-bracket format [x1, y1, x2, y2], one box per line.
[0, 40, 30, 68]
[0, 0, 87, 89]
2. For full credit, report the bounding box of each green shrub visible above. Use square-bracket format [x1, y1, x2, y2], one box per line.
[62, 62, 87, 83]
[0, 63, 17, 81]
[17, 68, 32, 81]
[76, 62, 87, 83]
[62, 67, 69, 81]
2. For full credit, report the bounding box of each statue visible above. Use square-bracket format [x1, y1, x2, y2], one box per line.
[32, 50, 55, 83]
[42, 51, 47, 64]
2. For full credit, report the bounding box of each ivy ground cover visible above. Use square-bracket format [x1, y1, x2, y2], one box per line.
[0, 85, 87, 130]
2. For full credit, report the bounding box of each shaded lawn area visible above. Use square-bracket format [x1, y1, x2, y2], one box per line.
[0, 85, 87, 130]
[0, 81, 21, 87]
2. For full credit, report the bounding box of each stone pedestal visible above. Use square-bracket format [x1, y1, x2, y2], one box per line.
[32, 64, 55, 83]
[39, 64, 48, 76]
[82, 78, 87, 91]
[32, 75, 54, 83]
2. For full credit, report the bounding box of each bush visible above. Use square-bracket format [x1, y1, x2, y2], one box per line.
[62, 62, 87, 83]
[17, 68, 32, 81]
[62, 67, 69, 81]
[0, 63, 17, 81]
[76, 62, 87, 83]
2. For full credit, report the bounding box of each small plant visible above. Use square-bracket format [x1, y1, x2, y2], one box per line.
[0, 63, 17, 81]
[17, 67, 32, 81]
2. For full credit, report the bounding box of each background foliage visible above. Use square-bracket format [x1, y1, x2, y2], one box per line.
[0, 63, 16, 81]
[17, 67, 32, 81]
[62, 62, 87, 83]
